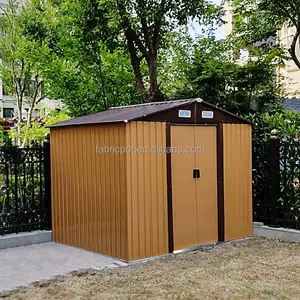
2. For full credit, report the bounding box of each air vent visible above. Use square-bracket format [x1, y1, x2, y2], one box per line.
[178, 110, 191, 118]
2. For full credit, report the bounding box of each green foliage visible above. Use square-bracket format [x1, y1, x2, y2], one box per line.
[158, 30, 195, 99]
[246, 109, 300, 142]
[231, 0, 300, 69]
[9, 109, 70, 147]
[44, 45, 143, 117]
[0, 0, 51, 123]
[175, 37, 284, 115]
[43, 109, 71, 126]
[21, 0, 223, 104]
[21, 0, 143, 117]
[0, 0, 286, 120]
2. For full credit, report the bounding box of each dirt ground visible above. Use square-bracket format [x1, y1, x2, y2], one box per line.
[2, 238, 300, 300]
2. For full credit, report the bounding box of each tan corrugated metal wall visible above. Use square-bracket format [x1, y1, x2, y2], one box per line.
[51, 121, 168, 261]
[125, 121, 168, 260]
[51, 124, 128, 260]
[223, 124, 252, 240]
[51, 121, 252, 260]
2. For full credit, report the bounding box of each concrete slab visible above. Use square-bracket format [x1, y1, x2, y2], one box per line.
[0, 242, 123, 292]
[253, 222, 300, 242]
[0, 231, 52, 250]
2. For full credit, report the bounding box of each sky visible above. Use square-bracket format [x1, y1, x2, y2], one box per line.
[188, 0, 225, 40]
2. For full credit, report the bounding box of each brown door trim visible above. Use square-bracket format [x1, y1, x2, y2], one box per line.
[217, 124, 225, 242]
[166, 123, 225, 253]
[170, 123, 218, 127]
[166, 122, 174, 253]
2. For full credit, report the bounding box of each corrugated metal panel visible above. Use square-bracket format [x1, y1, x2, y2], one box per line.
[171, 126, 218, 251]
[223, 124, 252, 240]
[51, 124, 128, 260]
[171, 126, 197, 250]
[125, 121, 168, 260]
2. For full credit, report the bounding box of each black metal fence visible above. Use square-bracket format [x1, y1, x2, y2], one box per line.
[253, 133, 300, 229]
[0, 137, 51, 235]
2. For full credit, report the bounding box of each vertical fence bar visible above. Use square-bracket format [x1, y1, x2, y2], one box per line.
[44, 134, 52, 230]
[13, 148, 19, 233]
[269, 130, 280, 227]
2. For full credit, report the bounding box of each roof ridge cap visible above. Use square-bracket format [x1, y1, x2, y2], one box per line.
[109, 99, 198, 110]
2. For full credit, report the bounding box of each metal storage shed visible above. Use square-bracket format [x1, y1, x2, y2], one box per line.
[49, 98, 252, 261]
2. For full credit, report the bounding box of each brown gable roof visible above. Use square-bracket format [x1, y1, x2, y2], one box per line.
[50, 98, 251, 128]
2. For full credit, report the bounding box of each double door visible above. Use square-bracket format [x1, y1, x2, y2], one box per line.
[171, 125, 218, 251]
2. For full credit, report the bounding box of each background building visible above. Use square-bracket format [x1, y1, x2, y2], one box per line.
[278, 26, 300, 98]
[223, 1, 300, 99]
[0, 77, 63, 120]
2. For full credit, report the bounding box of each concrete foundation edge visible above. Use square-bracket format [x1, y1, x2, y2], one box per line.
[253, 222, 300, 242]
[0, 230, 52, 250]
[2, 224, 300, 251]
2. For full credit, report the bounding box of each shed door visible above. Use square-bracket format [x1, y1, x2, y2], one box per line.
[171, 125, 218, 251]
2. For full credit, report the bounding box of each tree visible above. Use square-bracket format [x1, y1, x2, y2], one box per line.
[0, 0, 50, 146]
[176, 37, 284, 114]
[158, 29, 195, 99]
[42, 44, 143, 117]
[232, 0, 300, 69]
[21, 0, 144, 117]
[49, 0, 221, 102]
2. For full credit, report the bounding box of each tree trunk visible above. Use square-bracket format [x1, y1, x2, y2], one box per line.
[16, 95, 23, 147]
[131, 56, 145, 94]
[27, 104, 34, 127]
[21, 103, 34, 148]
[125, 31, 146, 95]
[147, 51, 165, 102]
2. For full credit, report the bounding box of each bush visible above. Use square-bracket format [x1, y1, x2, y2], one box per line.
[246, 109, 300, 142]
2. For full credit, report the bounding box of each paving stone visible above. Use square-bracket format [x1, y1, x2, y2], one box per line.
[0, 242, 121, 292]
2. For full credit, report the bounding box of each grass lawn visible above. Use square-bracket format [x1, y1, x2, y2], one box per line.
[2, 238, 300, 300]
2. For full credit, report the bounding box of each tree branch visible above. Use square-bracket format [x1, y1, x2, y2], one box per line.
[136, 0, 151, 47]
[127, 27, 149, 59]
[26, 77, 43, 126]
[125, 31, 145, 92]
[288, 29, 300, 70]
[152, 0, 166, 51]
[275, 1, 299, 29]
[116, 0, 149, 59]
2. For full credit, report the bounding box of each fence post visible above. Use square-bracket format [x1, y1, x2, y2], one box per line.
[44, 133, 52, 230]
[269, 129, 280, 228]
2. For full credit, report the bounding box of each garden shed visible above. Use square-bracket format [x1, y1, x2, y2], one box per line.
[49, 98, 252, 261]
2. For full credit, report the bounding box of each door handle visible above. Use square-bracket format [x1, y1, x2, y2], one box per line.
[193, 169, 200, 179]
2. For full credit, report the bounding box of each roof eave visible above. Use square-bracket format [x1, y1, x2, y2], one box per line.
[48, 120, 125, 128]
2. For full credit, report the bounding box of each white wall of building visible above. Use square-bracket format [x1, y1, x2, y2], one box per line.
[278, 26, 300, 97]
[0, 79, 63, 119]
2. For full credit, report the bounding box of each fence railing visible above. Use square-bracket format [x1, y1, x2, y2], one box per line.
[0, 136, 51, 235]
[253, 131, 300, 229]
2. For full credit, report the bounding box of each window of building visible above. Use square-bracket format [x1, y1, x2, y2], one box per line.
[32, 109, 39, 118]
[3, 108, 14, 118]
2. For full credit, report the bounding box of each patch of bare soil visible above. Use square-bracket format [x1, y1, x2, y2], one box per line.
[2, 238, 300, 300]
